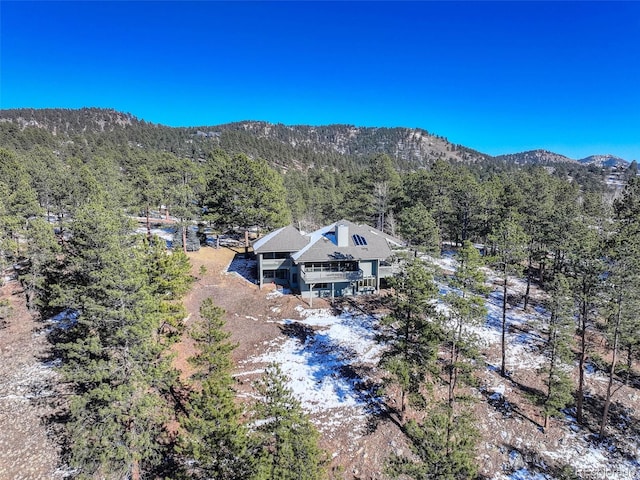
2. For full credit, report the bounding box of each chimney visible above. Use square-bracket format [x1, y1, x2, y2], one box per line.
[336, 223, 349, 247]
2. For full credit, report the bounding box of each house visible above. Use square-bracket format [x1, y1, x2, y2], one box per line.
[252, 220, 403, 298]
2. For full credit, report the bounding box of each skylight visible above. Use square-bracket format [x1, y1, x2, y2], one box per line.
[352, 234, 367, 246]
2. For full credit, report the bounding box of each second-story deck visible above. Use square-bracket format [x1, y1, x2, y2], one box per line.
[299, 264, 363, 283]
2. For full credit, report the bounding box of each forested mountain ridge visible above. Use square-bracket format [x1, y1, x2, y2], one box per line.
[495, 149, 632, 168]
[210, 121, 490, 168]
[494, 149, 578, 165]
[0, 107, 488, 170]
[578, 154, 629, 168]
[3, 107, 630, 172]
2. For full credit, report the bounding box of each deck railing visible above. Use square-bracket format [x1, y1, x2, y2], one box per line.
[300, 265, 363, 283]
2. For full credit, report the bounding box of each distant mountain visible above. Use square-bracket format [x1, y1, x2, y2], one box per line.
[0, 108, 631, 173]
[209, 121, 491, 169]
[493, 149, 578, 165]
[0, 107, 138, 134]
[0, 108, 493, 171]
[577, 154, 629, 169]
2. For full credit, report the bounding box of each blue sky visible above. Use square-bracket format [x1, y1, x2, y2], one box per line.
[2, 1, 639, 160]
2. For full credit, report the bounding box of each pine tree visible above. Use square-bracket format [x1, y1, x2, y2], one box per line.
[397, 204, 440, 252]
[380, 260, 442, 423]
[386, 402, 478, 480]
[564, 207, 606, 425]
[540, 274, 574, 428]
[0, 149, 43, 257]
[598, 178, 640, 437]
[251, 363, 326, 480]
[368, 154, 400, 233]
[55, 197, 179, 479]
[19, 217, 61, 311]
[0, 188, 12, 286]
[180, 298, 252, 479]
[489, 217, 528, 377]
[442, 241, 487, 448]
[205, 152, 291, 232]
[448, 168, 484, 244]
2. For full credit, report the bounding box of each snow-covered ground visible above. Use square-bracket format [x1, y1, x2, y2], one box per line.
[225, 254, 257, 284]
[429, 251, 640, 480]
[234, 251, 640, 478]
[237, 304, 384, 447]
[134, 226, 174, 245]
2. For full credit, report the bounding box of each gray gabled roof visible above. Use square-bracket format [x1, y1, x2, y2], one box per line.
[291, 219, 399, 263]
[252, 225, 309, 253]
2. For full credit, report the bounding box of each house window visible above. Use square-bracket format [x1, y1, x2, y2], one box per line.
[263, 252, 290, 259]
[304, 261, 357, 272]
[358, 277, 376, 288]
[292, 273, 298, 284]
[263, 270, 275, 278]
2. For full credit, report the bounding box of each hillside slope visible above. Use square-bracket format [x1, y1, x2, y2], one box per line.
[0, 108, 632, 172]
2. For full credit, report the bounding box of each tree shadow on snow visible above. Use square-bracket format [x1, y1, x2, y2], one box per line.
[226, 253, 257, 284]
[500, 443, 582, 479]
[580, 392, 640, 465]
[480, 385, 545, 431]
[278, 318, 385, 433]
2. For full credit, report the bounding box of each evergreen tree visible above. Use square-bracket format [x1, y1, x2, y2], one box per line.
[540, 274, 574, 428]
[205, 152, 291, 232]
[251, 363, 326, 480]
[386, 403, 478, 480]
[425, 160, 455, 242]
[397, 204, 440, 252]
[598, 178, 640, 437]
[489, 217, 528, 377]
[564, 208, 606, 425]
[368, 154, 400, 233]
[180, 298, 252, 479]
[165, 158, 205, 253]
[0, 149, 42, 257]
[0, 188, 12, 285]
[380, 260, 441, 423]
[19, 217, 61, 311]
[145, 236, 192, 340]
[442, 241, 487, 412]
[131, 163, 164, 239]
[516, 168, 556, 309]
[55, 197, 179, 479]
[448, 168, 484, 244]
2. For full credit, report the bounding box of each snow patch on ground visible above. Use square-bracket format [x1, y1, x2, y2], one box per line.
[422, 252, 640, 479]
[134, 226, 174, 242]
[238, 307, 384, 438]
[225, 255, 257, 284]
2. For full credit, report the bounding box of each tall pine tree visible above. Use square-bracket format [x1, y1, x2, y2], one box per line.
[489, 217, 528, 377]
[380, 260, 441, 423]
[180, 298, 252, 479]
[540, 274, 574, 428]
[251, 363, 326, 480]
[55, 196, 180, 479]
